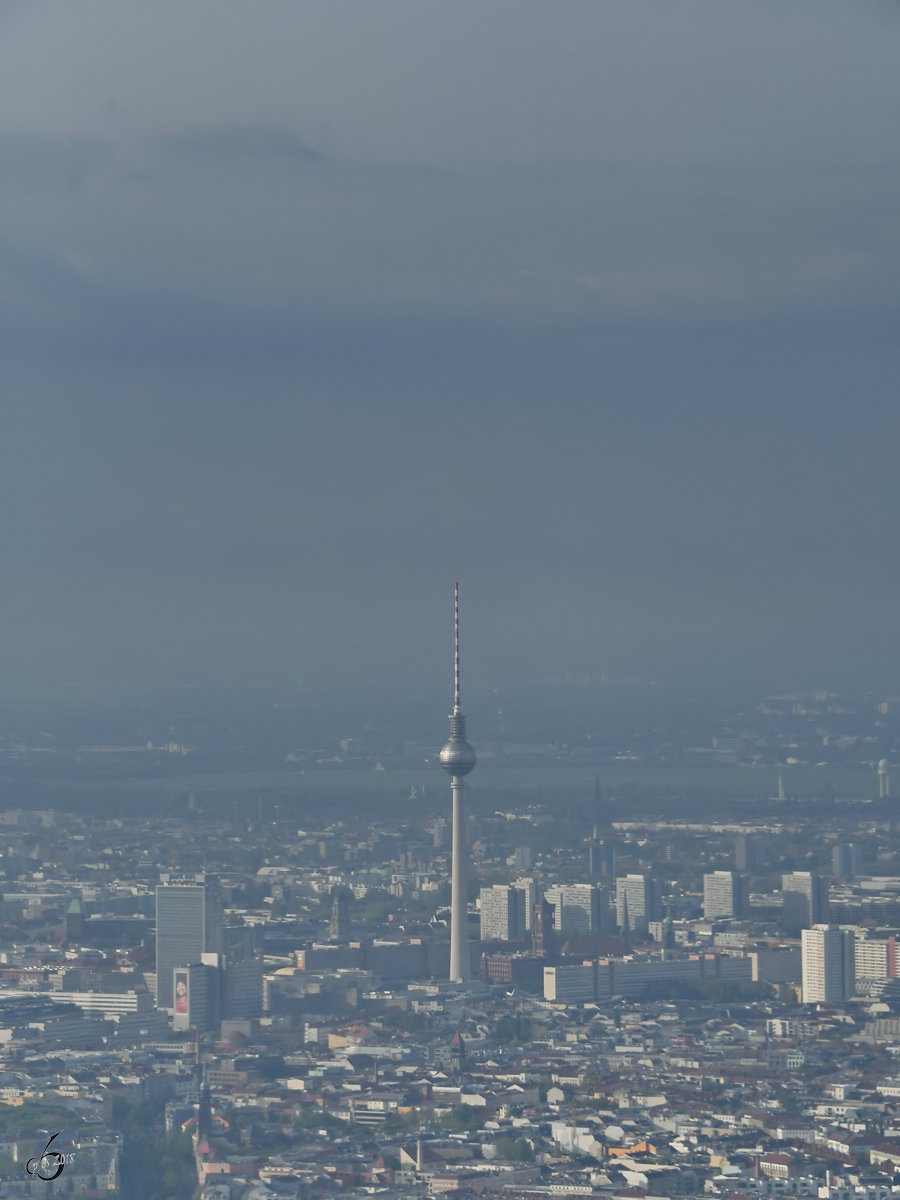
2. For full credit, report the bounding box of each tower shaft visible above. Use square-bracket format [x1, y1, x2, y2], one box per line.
[449, 778, 468, 982]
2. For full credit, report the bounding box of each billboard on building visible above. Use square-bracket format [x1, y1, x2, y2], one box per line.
[174, 969, 189, 1016]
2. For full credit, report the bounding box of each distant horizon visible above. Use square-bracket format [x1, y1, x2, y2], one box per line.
[0, 671, 897, 766]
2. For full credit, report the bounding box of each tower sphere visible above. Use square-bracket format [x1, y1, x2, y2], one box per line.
[879, 758, 889, 771]
[440, 738, 476, 776]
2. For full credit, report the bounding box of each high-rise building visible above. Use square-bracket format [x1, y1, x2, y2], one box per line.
[782, 871, 829, 933]
[801, 925, 855, 1003]
[854, 932, 897, 983]
[615, 874, 658, 935]
[479, 885, 526, 942]
[224, 957, 264, 1019]
[703, 871, 748, 920]
[832, 843, 862, 880]
[439, 585, 476, 983]
[171, 960, 218, 1032]
[734, 835, 765, 872]
[221, 924, 264, 1020]
[155, 875, 223, 1010]
[329, 889, 351, 941]
[532, 899, 556, 959]
[545, 884, 607, 936]
[64, 897, 85, 944]
[589, 830, 616, 880]
[512, 878, 536, 931]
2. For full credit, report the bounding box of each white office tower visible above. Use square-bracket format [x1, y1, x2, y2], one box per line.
[479, 885, 526, 942]
[703, 871, 748, 920]
[615, 874, 657, 935]
[801, 925, 855, 1003]
[544, 883, 605, 936]
[782, 871, 829, 932]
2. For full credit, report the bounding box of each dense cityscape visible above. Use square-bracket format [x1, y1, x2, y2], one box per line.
[5, 2, 900, 1199]
[3, 679, 900, 1198]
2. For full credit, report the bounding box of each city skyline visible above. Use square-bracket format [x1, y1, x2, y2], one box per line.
[5, 692, 900, 1194]
[4, 4, 900, 1195]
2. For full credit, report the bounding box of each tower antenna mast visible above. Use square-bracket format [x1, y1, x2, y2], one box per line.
[454, 582, 461, 713]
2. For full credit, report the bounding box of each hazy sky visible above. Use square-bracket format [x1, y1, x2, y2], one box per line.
[2, 1, 899, 703]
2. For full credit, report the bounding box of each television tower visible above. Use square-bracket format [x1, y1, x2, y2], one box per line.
[440, 583, 476, 983]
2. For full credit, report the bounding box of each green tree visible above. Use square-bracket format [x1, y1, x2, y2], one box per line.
[494, 1136, 533, 1162]
[381, 1006, 426, 1033]
[494, 1014, 532, 1044]
[441, 1105, 485, 1133]
[113, 1097, 198, 1200]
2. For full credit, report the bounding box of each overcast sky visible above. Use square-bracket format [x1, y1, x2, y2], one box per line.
[1, 1, 899, 706]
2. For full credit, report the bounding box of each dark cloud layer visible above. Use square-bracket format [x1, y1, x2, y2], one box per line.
[1, 2, 899, 704]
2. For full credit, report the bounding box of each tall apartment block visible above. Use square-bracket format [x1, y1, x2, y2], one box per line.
[615, 874, 658, 936]
[801, 925, 855, 1003]
[703, 870, 748, 920]
[544, 883, 607, 937]
[479, 885, 527, 942]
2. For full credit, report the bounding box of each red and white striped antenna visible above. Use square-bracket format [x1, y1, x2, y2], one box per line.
[454, 582, 461, 713]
